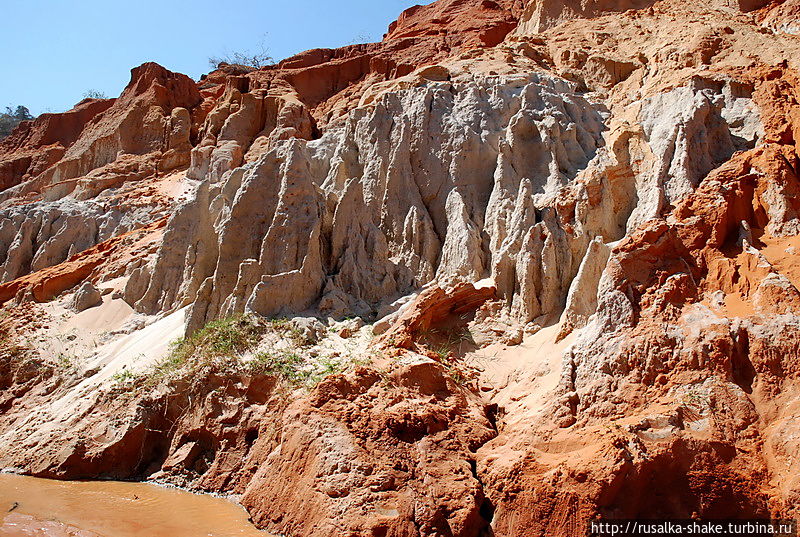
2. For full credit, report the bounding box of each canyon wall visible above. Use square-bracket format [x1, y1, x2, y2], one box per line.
[0, 0, 799, 535]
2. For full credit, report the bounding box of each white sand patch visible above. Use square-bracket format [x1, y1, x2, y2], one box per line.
[33, 294, 137, 366]
[83, 306, 187, 380]
[155, 170, 193, 201]
[62, 296, 134, 335]
[469, 324, 575, 428]
[0, 308, 187, 450]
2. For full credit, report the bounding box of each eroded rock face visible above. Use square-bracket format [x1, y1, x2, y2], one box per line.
[475, 66, 800, 534]
[0, 197, 163, 284]
[0, 218, 165, 306]
[386, 0, 522, 48]
[1, 63, 200, 205]
[516, 0, 771, 34]
[131, 59, 771, 337]
[0, 0, 799, 535]
[0, 355, 497, 537]
[638, 77, 763, 209]
[130, 71, 609, 332]
[0, 63, 201, 302]
[0, 98, 114, 192]
[759, 0, 800, 35]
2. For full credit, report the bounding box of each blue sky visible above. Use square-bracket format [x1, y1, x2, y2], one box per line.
[1, 0, 432, 116]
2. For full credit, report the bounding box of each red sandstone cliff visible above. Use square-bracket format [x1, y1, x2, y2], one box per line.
[1, 0, 799, 536]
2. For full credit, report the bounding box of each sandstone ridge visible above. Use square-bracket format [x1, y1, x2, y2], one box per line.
[0, 0, 799, 536]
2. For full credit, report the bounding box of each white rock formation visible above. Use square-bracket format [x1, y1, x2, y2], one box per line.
[0, 199, 159, 284]
[128, 72, 609, 331]
[122, 67, 765, 335]
[71, 281, 103, 311]
[637, 78, 763, 212]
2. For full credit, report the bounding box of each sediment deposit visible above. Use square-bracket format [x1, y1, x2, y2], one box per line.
[1, 0, 798, 535]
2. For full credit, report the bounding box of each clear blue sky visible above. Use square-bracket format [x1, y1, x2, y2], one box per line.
[1, 0, 432, 116]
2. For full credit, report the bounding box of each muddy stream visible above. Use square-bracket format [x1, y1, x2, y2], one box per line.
[0, 473, 271, 537]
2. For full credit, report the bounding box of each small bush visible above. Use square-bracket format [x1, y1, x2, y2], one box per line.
[150, 314, 267, 382]
[111, 369, 138, 387]
[82, 90, 108, 99]
[175, 314, 265, 360]
[0, 105, 34, 140]
[208, 35, 273, 69]
[248, 351, 307, 383]
[56, 353, 76, 370]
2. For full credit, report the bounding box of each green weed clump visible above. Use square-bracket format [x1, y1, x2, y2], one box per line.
[111, 369, 138, 387]
[247, 351, 307, 383]
[175, 314, 266, 360]
[140, 313, 351, 389]
[247, 351, 347, 386]
[149, 314, 268, 382]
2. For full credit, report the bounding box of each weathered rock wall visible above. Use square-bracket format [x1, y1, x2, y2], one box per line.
[128, 71, 609, 332]
[0, 0, 799, 536]
[128, 63, 767, 337]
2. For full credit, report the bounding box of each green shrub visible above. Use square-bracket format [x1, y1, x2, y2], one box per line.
[150, 314, 267, 381]
[0, 105, 34, 139]
[111, 369, 138, 387]
[248, 351, 307, 383]
[82, 90, 107, 99]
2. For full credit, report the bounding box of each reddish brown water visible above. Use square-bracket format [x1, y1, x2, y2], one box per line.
[0, 474, 271, 537]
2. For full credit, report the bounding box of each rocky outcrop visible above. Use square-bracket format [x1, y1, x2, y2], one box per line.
[516, 0, 772, 34]
[128, 70, 608, 333]
[71, 281, 103, 311]
[0, 0, 799, 535]
[386, 0, 522, 48]
[0, 63, 201, 298]
[208, 0, 526, 130]
[0, 194, 166, 285]
[377, 280, 498, 350]
[557, 236, 610, 340]
[475, 64, 800, 533]
[0, 352, 497, 537]
[0, 218, 165, 306]
[130, 57, 771, 336]
[0, 63, 200, 206]
[759, 0, 800, 35]
[0, 98, 114, 192]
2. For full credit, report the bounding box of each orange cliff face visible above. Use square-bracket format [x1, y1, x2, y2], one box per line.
[0, 62, 200, 199]
[1, 0, 800, 536]
[0, 98, 114, 192]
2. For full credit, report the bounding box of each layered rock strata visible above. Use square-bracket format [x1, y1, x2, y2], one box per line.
[0, 0, 798, 536]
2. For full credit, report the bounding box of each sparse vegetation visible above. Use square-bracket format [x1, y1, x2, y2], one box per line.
[56, 352, 75, 370]
[345, 32, 374, 46]
[0, 105, 34, 140]
[178, 314, 265, 359]
[140, 313, 352, 389]
[0, 331, 56, 386]
[424, 325, 475, 361]
[111, 369, 138, 387]
[418, 324, 478, 386]
[245, 348, 349, 386]
[681, 389, 707, 408]
[247, 351, 309, 383]
[82, 89, 108, 99]
[268, 317, 307, 346]
[208, 35, 273, 69]
[148, 314, 268, 383]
